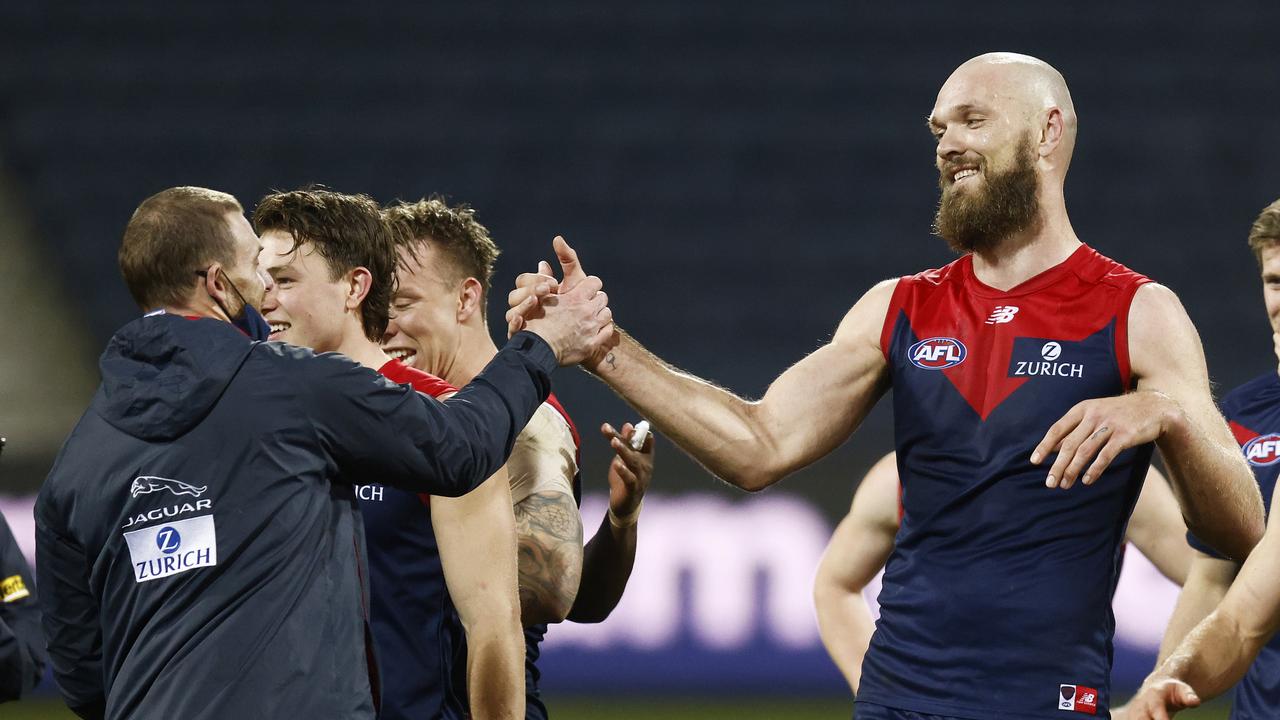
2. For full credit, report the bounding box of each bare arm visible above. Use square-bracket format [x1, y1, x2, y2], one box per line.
[1155, 552, 1237, 664]
[585, 281, 895, 491]
[813, 452, 900, 694]
[506, 406, 585, 626]
[1124, 466, 1192, 586]
[433, 468, 524, 720]
[569, 421, 654, 623]
[1129, 509, 1280, 718]
[1033, 284, 1264, 560]
[506, 240, 894, 492]
[514, 490, 583, 626]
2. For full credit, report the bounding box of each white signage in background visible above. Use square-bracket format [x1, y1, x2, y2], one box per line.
[0, 492, 1182, 652]
[545, 493, 833, 651]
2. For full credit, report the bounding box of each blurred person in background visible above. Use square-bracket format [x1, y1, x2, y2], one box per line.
[35, 186, 612, 720]
[814, 452, 1190, 698]
[254, 188, 522, 720]
[507, 53, 1265, 720]
[382, 198, 653, 719]
[1129, 199, 1280, 719]
[0, 441, 46, 703]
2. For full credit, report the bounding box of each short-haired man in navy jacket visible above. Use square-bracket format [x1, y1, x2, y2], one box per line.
[35, 186, 613, 720]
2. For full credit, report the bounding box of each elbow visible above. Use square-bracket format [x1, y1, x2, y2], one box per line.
[722, 465, 784, 493]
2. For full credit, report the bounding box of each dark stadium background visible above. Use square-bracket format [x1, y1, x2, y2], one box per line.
[1, 1, 1274, 717]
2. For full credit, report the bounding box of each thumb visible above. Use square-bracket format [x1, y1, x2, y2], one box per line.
[553, 235, 586, 284]
[1172, 683, 1200, 709]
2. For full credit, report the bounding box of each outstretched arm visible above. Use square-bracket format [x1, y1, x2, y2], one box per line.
[434, 468, 524, 720]
[508, 240, 894, 491]
[1128, 504, 1280, 718]
[813, 452, 900, 694]
[1032, 284, 1264, 560]
[1154, 552, 1237, 664]
[569, 421, 655, 623]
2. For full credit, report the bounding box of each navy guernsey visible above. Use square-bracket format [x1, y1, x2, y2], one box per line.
[858, 245, 1153, 720]
[1187, 371, 1280, 720]
[363, 359, 464, 720]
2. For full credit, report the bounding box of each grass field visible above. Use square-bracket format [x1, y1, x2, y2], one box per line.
[1, 696, 1234, 719]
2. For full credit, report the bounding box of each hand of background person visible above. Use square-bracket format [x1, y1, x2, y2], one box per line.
[601, 421, 654, 521]
[1031, 390, 1178, 489]
[1124, 677, 1200, 720]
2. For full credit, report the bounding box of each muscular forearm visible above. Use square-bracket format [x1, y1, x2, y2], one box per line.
[814, 585, 875, 694]
[591, 332, 786, 490]
[567, 512, 637, 623]
[1158, 409, 1264, 561]
[1157, 607, 1264, 701]
[465, 624, 525, 720]
[1156, 579, 1229, 665]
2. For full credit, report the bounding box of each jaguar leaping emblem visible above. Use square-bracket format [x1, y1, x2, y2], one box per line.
[130, 476, 208, 499]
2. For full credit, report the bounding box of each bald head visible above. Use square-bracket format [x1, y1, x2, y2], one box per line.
[931, 52, 1077, 173]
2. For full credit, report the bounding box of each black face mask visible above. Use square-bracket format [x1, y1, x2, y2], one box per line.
[196, 269, 271, 342]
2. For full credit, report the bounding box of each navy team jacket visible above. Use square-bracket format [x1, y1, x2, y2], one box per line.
[35, 314, 557, 720]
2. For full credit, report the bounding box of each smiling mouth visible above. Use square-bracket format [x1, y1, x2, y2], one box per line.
[385, 347, 418, 367]
[951, 167, 979, 184]
[268, 322, 290, 339]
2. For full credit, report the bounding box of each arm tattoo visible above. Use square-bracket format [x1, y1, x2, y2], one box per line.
[604, 352, 617, 371]
[514, 490, 584, 625]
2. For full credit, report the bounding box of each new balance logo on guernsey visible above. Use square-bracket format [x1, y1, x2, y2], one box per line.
[1243, 434, 1280, 466]
[1058, 684, 1099, 715]
[123, 514, 217, 583]
[985, 305, 1020, 324]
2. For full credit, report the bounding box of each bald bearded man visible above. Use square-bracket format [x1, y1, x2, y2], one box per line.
[507, 53, 1264, 720]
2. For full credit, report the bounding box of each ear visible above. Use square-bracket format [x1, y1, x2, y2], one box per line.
[203, 262, 233, 310]
[345, 267, 374, 311]
[1038, 107, 1064, 158]
[456, 277, 484, 323]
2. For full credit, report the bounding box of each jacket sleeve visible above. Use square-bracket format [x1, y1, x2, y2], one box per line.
[299, 331, 558, 497]
[34, 497, 106, 719]
[0, 514, 46, 703]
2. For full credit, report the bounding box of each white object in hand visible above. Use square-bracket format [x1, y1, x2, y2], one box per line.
[629, 421, 651, 451]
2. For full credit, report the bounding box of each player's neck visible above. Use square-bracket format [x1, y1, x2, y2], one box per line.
[443, 322, 501, 388]
[970, 202, 1080, 291]
[332, 327, 391, 371]
[162, 296, 229, 322]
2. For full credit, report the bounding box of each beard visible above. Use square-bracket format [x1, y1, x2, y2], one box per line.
[933, 137, 1041, 254]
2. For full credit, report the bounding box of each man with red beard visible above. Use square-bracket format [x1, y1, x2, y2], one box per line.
[382, 198, 652, 719]
[506, 53, 1265, 720]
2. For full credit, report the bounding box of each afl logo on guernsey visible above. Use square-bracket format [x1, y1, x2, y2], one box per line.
[908, 337, 967, 370]
[1243, 434, 1280, 466]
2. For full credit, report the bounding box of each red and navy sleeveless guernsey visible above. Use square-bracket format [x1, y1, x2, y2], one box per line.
[363, 359, 462, 720]
[858, 245, 1153, 720]
[1187, 372, 1280, 720]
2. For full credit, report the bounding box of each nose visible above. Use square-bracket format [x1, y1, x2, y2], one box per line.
[936, 126, 965, 164]
[381, 316, 400, 346]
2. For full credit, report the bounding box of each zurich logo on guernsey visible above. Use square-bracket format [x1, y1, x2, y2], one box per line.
[1243, 434, 1280, 466]
[908, 337, 967, 370]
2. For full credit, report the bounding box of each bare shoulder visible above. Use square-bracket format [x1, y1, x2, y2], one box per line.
[833, 278, 901, 347]
[1128, 282, 1206, 383]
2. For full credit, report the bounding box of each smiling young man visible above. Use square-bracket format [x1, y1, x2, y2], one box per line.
[253, 188, 526, 720]
[507, 53, 1265, 720]
[382, 198, 653, 719]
